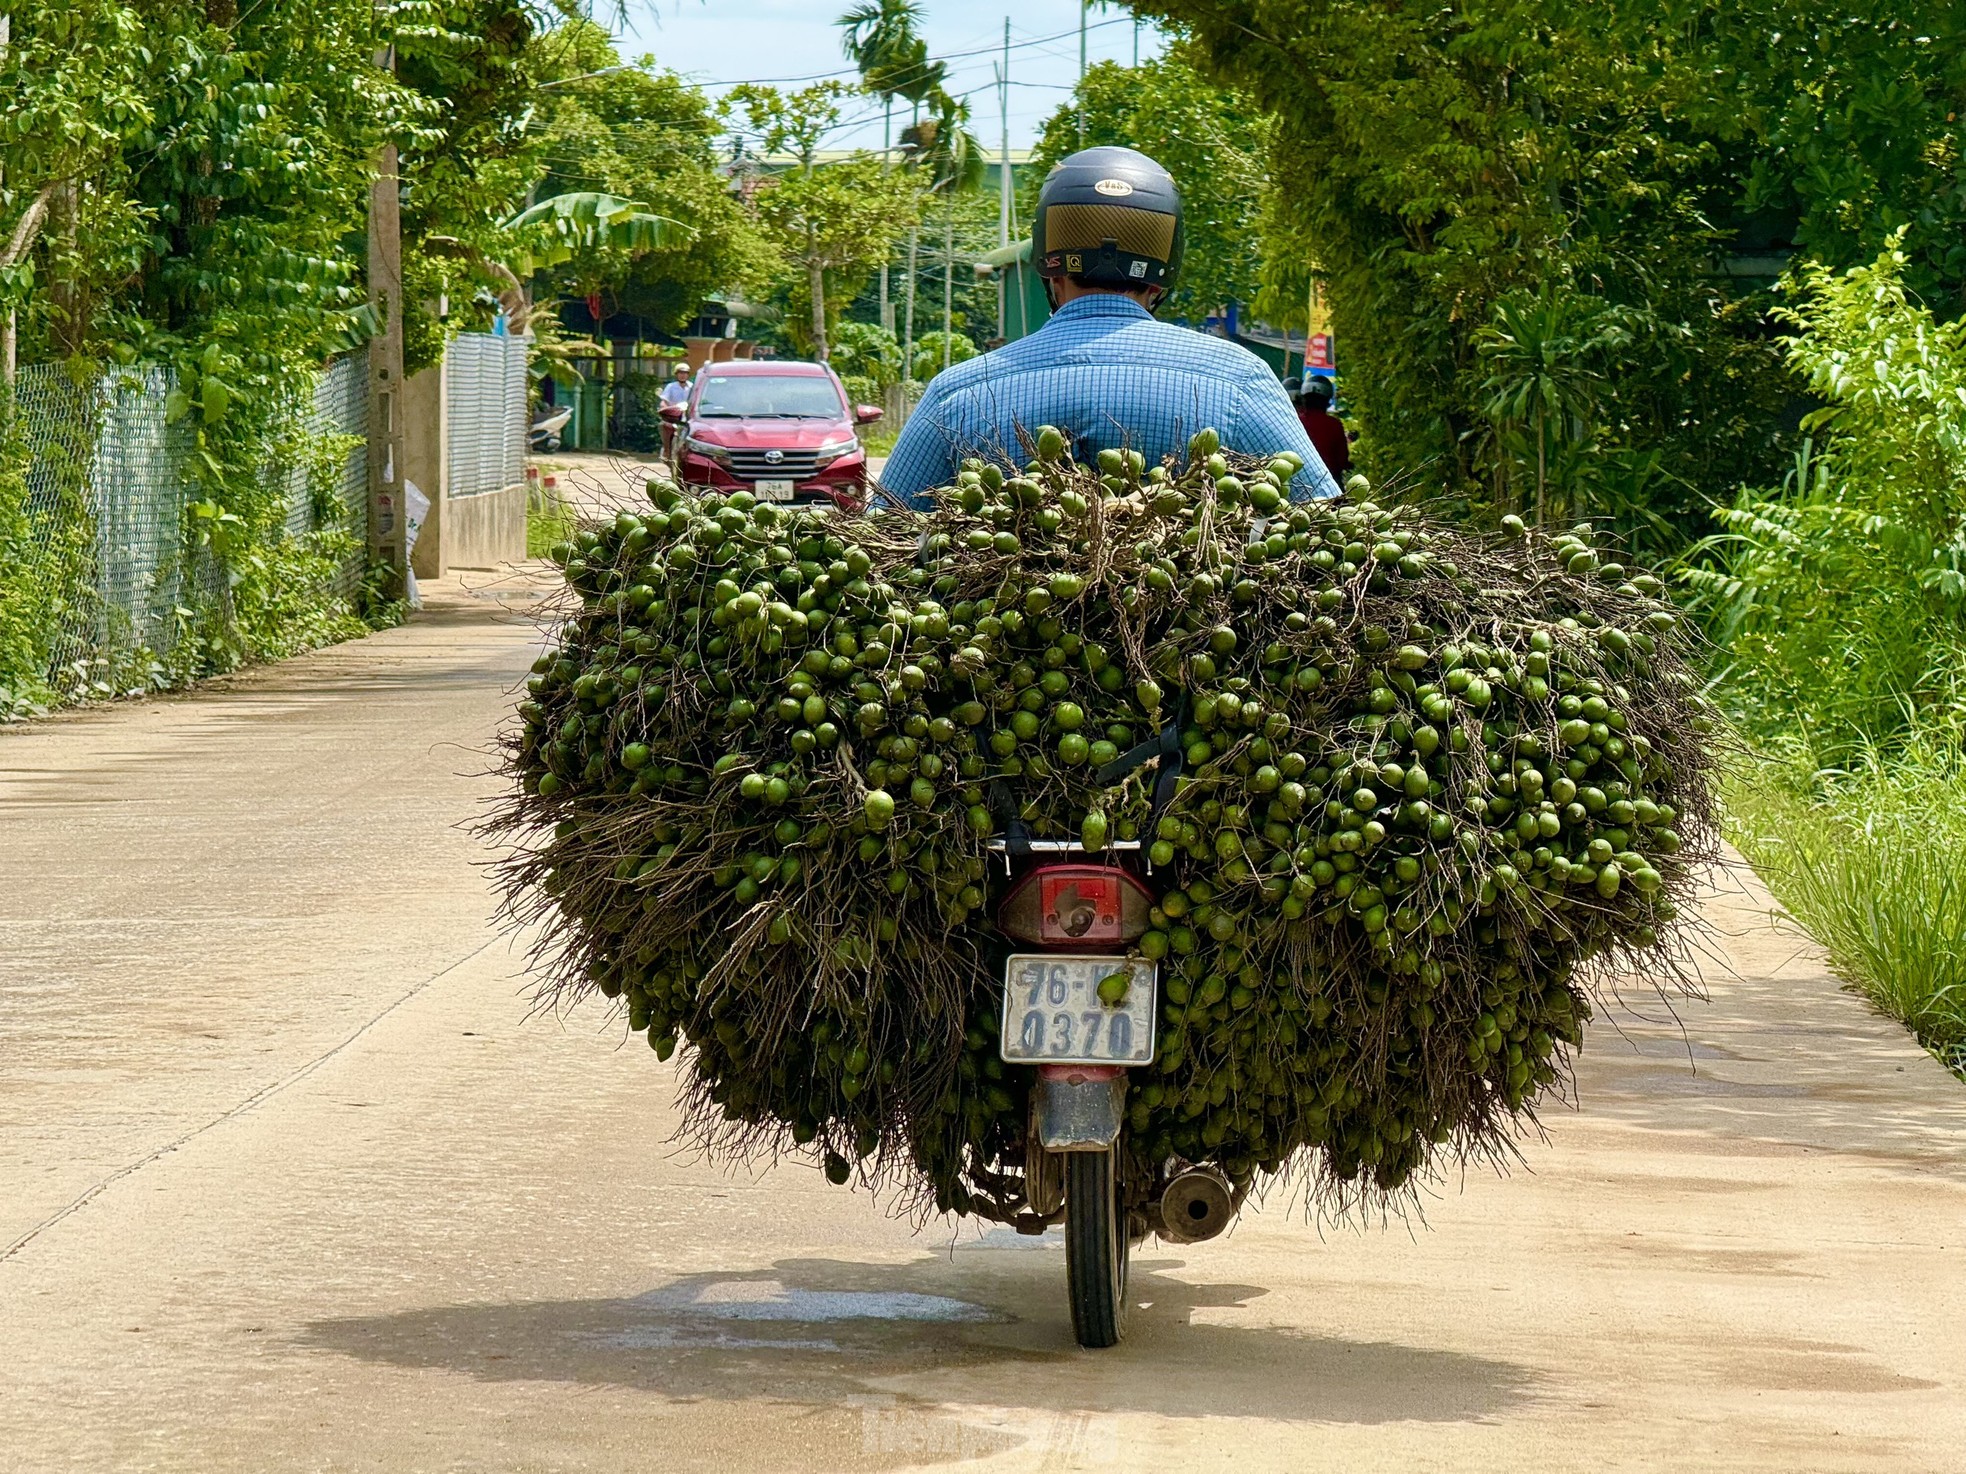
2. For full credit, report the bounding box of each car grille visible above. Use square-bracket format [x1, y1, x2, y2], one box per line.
[726, 449, 823, 480]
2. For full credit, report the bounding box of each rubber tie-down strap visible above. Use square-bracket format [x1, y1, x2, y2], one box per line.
[1091, 692, 1188, 835]
[987, 779, 1033, 858]
[1094, 688, 1188, 786]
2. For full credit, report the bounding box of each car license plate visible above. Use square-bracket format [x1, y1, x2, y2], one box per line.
[1001, 955, 1157, 1065]
[755, 478, 796, 500]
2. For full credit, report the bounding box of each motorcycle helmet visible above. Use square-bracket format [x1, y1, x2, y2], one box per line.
[1032, 146, 1184, 294]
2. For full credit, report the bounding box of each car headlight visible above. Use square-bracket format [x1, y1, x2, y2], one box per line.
[682, 436, 732, 465]
[811, 436, 860, 467]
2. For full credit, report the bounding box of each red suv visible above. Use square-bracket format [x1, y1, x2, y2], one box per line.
[660, 360, 882, 510]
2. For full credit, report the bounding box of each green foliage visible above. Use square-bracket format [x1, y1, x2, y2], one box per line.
[1474, 290, 1640, 528]
[503, 192, 691, 278]
[838, 1, 940, 111]
[395, 1, 544, 362]
[1028, 42, 1270, 322]
[1727, 2, 1966, 303]
[0, 3, 446, 704]
[837, 372, 882, 410]
[908, 330, 976, 382]
[0, 417, 77, 714]
[1693, 244, 1966, 1078]
[729, 84, 921, 360]
[1686, 243, 1966, 767]
[830, 321, 905, 388]
[1140, 0, 1966, 556]
[529, 26, 768, 332]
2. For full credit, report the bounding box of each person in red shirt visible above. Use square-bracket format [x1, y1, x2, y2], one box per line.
[1294, 376, 1351, 481]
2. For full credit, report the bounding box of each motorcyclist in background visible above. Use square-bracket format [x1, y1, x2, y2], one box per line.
[878, 146, 1339, 508]
[1294, 375, 1352, 482]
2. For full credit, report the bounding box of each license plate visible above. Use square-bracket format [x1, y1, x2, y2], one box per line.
[754, 479, 796, 500]
[1001, 955, 1157, 1065]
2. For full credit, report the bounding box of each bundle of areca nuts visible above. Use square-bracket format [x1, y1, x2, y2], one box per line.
[493, 425, 1717, 1219]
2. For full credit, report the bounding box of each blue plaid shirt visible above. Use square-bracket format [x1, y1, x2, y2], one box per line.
[878, 294, 1342, 507]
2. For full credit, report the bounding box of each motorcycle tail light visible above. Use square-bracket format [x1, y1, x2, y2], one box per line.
[997, 865, 1154, 946]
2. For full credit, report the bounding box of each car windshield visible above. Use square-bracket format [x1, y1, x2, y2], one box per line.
[695, 374, 842, 419]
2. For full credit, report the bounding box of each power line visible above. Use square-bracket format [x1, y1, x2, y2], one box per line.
[685, 15, 1132, 90]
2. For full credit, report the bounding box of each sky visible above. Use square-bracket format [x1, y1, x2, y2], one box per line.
[612, 2, 1167, 153]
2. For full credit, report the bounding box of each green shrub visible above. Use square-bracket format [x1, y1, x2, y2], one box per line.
[1687, 239, 1966, 769]
[830, 321, 904, 388]
[838, 373, 881, 410]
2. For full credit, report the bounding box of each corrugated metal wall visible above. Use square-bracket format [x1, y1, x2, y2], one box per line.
[445, 333, 528, 499]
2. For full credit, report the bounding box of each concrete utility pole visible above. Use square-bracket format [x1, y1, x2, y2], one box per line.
[997, 18, 1010, 342]
[368, 17, 408, 594]
[1078, 3, 1087, 145]
[999, 21, 1011, 252]
[879, 100, 893, 334]
[941, 198, 954, 371]
[1, 13, 13, 386]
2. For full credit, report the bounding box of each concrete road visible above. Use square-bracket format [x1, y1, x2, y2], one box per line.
[2, 575, 1962, 1474]
[530, 449, 666, 522]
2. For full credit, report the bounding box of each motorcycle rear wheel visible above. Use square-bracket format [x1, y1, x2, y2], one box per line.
[1065, 1148, 1128, 1348]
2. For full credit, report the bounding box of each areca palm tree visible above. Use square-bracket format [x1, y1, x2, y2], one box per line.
[839, 1, 933, 332]
[1475, 288, 1633, 525]
[899, 96, 986, 373]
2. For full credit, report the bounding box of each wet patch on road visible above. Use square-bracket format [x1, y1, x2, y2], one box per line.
[636, 1279, 999, 1322]
[573, 1278, 1003, 1355]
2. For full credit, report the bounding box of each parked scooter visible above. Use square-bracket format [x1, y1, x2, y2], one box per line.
[529, 405, 573, 453]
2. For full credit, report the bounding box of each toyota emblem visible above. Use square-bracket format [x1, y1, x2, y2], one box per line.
[764, 449, 785, 464]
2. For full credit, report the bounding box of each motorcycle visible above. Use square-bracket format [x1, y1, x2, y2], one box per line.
[987, 734, 1243, 1348]
[529, 405, 573, 453]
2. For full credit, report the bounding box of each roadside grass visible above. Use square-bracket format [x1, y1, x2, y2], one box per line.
[860, 421, 902, 459]
[1726, 755, 1966, 1078]
[526, 482, 578, 559]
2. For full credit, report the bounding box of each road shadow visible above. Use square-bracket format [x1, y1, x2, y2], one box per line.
[297, 1247, 1536, 1430]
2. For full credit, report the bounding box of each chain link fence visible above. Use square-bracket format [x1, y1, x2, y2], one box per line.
[306, 355, 370, 597]
[4, 356, 368, 707]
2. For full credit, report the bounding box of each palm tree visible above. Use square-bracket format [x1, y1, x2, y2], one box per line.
[900, 95, 985, 374]
[838, 1, 931, 333]
[1475, 289, 1633, 525]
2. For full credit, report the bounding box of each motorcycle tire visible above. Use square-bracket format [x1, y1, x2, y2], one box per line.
[1065, 1148, 1127, 1348]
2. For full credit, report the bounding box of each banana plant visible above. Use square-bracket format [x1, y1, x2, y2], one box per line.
[500, 191, 691, 275]
[429, 191, 692, 334]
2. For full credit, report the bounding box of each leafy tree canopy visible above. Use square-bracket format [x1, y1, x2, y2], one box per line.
[1134, 0, 1966, 556]
[527, 21, 771, 335]
[727, 83, 921, 361]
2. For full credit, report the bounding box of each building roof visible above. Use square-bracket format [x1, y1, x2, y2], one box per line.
[976, 239, 1032, 270]
[757, 147, 1036, 167]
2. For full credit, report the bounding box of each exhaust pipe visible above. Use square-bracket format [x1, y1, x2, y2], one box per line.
[1158, 1165, 1237, 1243]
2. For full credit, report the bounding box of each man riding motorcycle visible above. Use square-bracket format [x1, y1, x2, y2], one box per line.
[878, 148, 1339, 1352]
[879, 145, 1340, 507]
